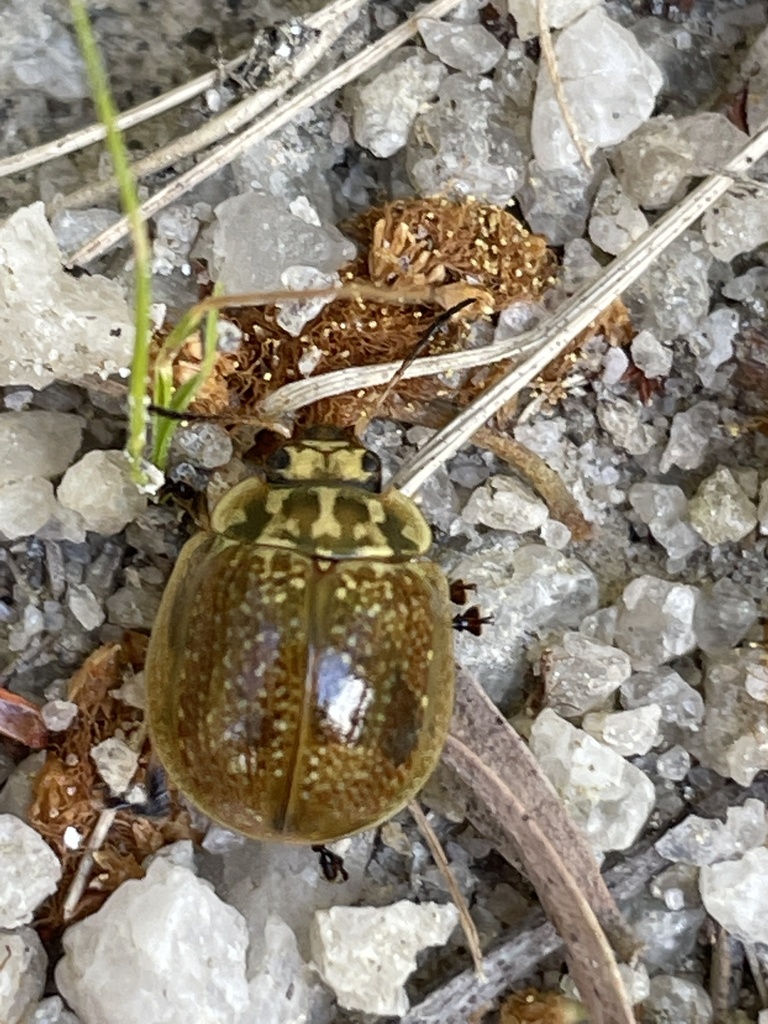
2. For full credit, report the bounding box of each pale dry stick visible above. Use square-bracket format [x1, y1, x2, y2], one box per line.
[57, 0, 368, 213]
[408, 798, 485, 979]
[389, 117, 768, 500]
[68, 0, 466, 266]
[0, 60, 242, 180]
[62, 807, 118, 921]
[258, 327, 549, 419]
[536, 0, 592, 171]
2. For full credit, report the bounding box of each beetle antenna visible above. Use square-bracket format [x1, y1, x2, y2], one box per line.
[354, 297, 478, 438]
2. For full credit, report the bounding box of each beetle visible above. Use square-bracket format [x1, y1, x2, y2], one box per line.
[145, 427, 474, 843]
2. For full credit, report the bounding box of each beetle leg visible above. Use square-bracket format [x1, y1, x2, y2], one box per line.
[448, 578, 477, 605]
[452, 605, 494, 637]
[311, 844, 349, 883]
[106, 760, 171, 818]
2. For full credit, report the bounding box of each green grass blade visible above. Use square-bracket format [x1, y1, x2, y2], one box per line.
[70, 0, 152, 483]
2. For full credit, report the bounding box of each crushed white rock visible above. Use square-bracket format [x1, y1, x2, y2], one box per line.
[310, 900, 458, 1016]
[529, 709, 656, 853]
[0, 925, 47, 1024]
[57, 450, 147, 535]
[55, 859, 250, 1024]
[0, 204, 133, 387]
[0, 814, 62, 928]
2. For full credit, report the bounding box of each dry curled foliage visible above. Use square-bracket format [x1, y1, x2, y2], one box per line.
[29, 638, 200, 940]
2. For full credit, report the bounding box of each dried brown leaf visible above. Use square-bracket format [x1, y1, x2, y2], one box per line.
[0, 686, 48, 748]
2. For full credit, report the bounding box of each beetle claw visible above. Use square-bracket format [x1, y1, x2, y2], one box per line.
[452, 605, 494, 637]
[449, 578, 477, 605]
[311, 844, 349, 883]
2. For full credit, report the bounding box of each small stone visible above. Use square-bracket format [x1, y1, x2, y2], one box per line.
[0, 479, 61, 540]
[700, 847, 768, 945]
[407, 73, 526, 205]
[463, 476, 549, 533]
[601, 346, 629, 385]
[201, 825, 247, 856]
[310, 900, 458, 1015]
[542, 632, 632, 717]
[249, 915, 315, 1024]
[0, 926, 47, 1024]
[659, 401, 719, 474]
[617, 963, 650, 1007]
[540, 519, 571, 549]
[57, 450, 146, 535]
[50, 208, 121, 253]
[561, 238, 601, 291]
[693, 578, 757, 655]
[276, 267, 339, 337]
[656, 798, 767, 867]
[0, 814, 62, 928]
[63, 827, 83, 851]
[722, 267, 768, 314]
[650, 862, 699, 911]
[627, 234, 712, 342]
[531, 8, 663, 172]
[632, 905, 706, 972]
[692, 649, 768, 785]
[517, 158, 599, 245]
[703, 189, 768, 261]
[0, 412, 84, 485]
[621, 668, 704, 735]
[56, 860, 250, 1024]
[614, 576, 699, 670]
[582, 706, 661, 757]
[347, 48, 447, 158]
[628, 483, 700, 562]
[589, 175, 649, 256]
[656, 745, 691, 781]
[174, 422, 233, 470]
[597, 398, 659, 455]
[615, 112, 745, 210]
[0, 753, 47, 820]
[66, 583, 105, 631]
[760, 478, 768, 534]
[688, 467, 757, 546]
[529, 710, 656, 853]
[90, 737, 139, 796]
[211, 193, 355, 295]
[630, 330, 672, 378]
[643, 975, 712, 1024]
[745, 659, 768, 703]
[41, 700, 78, 731]
[418, 18, 504, 74]
[688, 307, 738, 386]
[105, 585, 161, 630]
[0, 204, 134, 387]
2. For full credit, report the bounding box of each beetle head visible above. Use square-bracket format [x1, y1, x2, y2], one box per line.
[266, 431, 381, 491]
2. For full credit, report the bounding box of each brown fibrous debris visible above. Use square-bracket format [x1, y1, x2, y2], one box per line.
[29, 638, 200, 941]
[173, 196, 560, 429]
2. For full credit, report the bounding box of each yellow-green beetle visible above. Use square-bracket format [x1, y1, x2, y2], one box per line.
[146, 430, 455, 843]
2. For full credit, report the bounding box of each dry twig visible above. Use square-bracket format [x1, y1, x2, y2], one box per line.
[408, 798, 485, 978]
